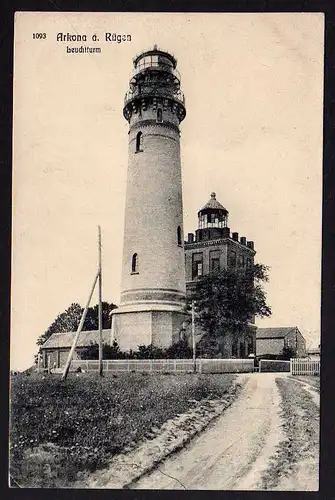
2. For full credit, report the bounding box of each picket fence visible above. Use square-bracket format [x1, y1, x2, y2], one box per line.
[70, 358, 255, 374]
[290, 358, 320, 376]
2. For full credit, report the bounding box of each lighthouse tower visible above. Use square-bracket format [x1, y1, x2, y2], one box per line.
[112, 46, 187, 350]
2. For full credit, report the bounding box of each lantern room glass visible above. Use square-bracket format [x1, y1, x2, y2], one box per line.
[198, 213, 227, 229]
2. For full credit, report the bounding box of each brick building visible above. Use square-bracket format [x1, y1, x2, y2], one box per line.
[256, 327, 307, 358]
[184, 192, 257, 358]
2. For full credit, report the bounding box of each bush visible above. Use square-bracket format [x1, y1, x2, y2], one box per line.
[259, 359, 290, 372]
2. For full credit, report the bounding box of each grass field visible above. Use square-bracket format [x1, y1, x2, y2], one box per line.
[9, 372, 235, 487]
[291, 375, 320, 391]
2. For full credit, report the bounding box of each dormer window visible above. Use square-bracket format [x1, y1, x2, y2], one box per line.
[135, 131, 143, 153]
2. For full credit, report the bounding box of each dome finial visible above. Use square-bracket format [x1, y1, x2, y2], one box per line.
[153, 44, 158, 50]
[211, 192, 216, 200]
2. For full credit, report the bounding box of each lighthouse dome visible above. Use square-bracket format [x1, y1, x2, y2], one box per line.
[199, 192, 228, 214]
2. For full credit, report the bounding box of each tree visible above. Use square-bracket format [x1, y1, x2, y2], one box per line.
[83, 302, 117, 331]
[36, 303, 83, 346]
[36, 301, 118, 347]
[190, 264, 272, 354]
[281, 345, 296, 360]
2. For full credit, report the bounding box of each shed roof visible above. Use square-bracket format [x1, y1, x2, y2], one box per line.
[256, 327, 298, 339]
[41, 329, 111, 349]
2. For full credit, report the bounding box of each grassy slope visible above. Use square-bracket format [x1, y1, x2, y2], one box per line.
[9, 372, 235, 487]
[291, 375, 320, 391]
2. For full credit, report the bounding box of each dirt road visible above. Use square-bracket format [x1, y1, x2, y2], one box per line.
[133, 373, 319, 490]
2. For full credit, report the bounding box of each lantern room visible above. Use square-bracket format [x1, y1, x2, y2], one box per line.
[195, 192, 229, 242]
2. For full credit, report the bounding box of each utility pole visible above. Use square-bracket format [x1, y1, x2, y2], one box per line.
[192, 300, 196, 373]
[98, 226, 103, 377]
[61, 270, 99, 381]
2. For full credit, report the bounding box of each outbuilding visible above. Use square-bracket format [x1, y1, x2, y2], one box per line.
[256, 327, 307, 358]
[40, 329, 111, 369]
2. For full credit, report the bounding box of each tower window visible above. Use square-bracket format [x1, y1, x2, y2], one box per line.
[131, 253, 139, 273]
[135, 131, 143, 153]
[177, 226, 182, 246]
[238, 255, 245, 268]
[157, 108, 163, 123]
[210, 258, 220, 273]
[210, 250, 220, 273]
[192, 253, 203, 280]
[229, 251, 237, 267]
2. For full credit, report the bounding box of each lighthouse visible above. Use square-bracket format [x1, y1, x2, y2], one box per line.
[112, 46, 187, 350]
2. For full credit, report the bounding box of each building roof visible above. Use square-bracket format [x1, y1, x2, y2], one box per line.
[256, 327, 298, 339]
[307, 347, 320, 355]
[199, 192, 228, 213]
[41, 329, 111, 349]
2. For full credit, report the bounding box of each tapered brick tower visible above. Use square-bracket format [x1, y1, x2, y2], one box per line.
[111, 46, 187, 350]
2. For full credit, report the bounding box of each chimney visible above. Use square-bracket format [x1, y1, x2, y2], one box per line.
[240, 236, 247, 245]
[247, 241, 254, 250]
[232, 232, 239, 241]
[222, 227, 230, 238]
[187, 233, 194, 243]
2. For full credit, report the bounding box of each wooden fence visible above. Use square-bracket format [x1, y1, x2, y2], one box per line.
[259, 359, 290, 373]
[69, 358, 255, 374]
[290, 358, 320, 376]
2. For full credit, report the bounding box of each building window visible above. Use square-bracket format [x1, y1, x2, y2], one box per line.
[135, 131, 143, 153]
[210, 250, 220, 274]
[177, 226, 182, 246]
[211, 258, 220, 273]
[131, 253, 139, 273]
[192, 253, 203, 280]
[246, 258, 252, 268]
[157, 108, 163, 123]
[238, 255, 245, 268]
[229, 251, 237, 267]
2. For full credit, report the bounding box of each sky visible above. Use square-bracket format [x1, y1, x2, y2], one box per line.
[11, 12, 324, 370]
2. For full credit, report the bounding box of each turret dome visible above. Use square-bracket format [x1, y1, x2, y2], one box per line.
[199, 192, 228, 214]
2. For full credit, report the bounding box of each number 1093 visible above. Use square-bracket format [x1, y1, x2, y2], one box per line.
[32, 33, 46, 39]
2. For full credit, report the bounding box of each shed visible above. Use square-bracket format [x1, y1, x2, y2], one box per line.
[40, 329, 111, 369]
[256, 327, 307, 358]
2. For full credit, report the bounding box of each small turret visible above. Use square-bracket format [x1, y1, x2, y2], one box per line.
[195, 192, 229, 242]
